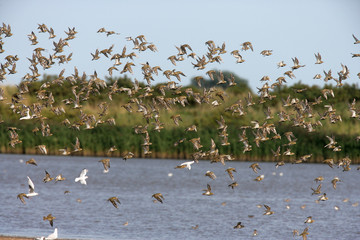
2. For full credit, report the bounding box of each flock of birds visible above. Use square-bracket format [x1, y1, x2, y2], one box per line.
[0, 22, 359, 239]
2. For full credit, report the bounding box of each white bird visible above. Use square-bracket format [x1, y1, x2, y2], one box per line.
[19, 108, 32, 120]
[75, 168, 88, 185]
[26, 176, 38, 197]
[45, 228, 58, 239]
[175, 161, 195, 170]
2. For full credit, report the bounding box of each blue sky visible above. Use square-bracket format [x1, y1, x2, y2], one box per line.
[1, 0, 360, 90]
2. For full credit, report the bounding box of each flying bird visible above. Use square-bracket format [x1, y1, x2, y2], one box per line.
[263, 204, 274, 215]
[43, 170, 54, 183]
[43, 214, 56, 227]
[175, 161, 194, 170]
[304, 216, 314, 224]
[99, 158, 111, 173]
[26, 176, 38, 197]
[75, 168, 88, 185]
[205, 171, 216, 180]
[46, 228, 58, 240]
[225, 167, 236, 181]
[152, 193, 164, 203]
[233, 222, 244, 229]
[108, 197, 121, 208]
[55, 174, 66, 182]
[26, 158, 37, 166]
[249, 163, 261, 173]
[202, 184, 214, 196]
[17, 193, 29, 204]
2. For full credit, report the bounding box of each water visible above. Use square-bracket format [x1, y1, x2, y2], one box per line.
[0, 154, 359, 240]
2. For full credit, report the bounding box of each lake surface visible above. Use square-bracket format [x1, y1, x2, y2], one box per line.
[0, 154, 359, 240]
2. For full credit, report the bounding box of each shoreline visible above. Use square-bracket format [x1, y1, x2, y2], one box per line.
[0, 236, 72, 240]
[1, 151, 360, 164]
[0, 237, 33, 240]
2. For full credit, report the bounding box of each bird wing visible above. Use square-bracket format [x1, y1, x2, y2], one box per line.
[264, 204, 271, 211]
[27, 176, 35, 192]
[353, 34, 359, 42]
[79, 179, 87, 185]
[80, 168, 88, 178]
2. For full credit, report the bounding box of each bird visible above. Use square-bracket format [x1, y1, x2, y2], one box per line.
[185, 124, 197, 132]
[205, 171, 216, 180]
[263, 204, 274, 215]
[28, 31, 38, 45]
[277, 61, 286, 68]
[299, 227, 309, 240]
[43, 170, 54, 183]
[324, 135, 337, 149]
[17, 193, 29, 204]
[291, 57, 305, 70]
[254, 175, 265, 181]
[230, 50, 245, 63]
[58, 148, 71, 155]
[275, 161, 285, 168]
[152, 193, 164, 203]
[55, 174, 66, 182]
[304, 216, 314, 224]
[122, 151, 134, 161]
[314, 176, 324, 182]
[233, 222, 244, 229]
[107, 146, 117, 155]
[175, 161, 194, 170]
[283, 148, 295, 156]
[225, 167, 236, 181]
[311, 183, 322, 195]
[26, 158, 37, 166]
[108, 197, 121, 208]
[323, 158, 334, 168]
[99, 158, 110, 173]
[313, 73, 322, 79]
[202, 184, 213, 196]
[318, 193, 328, 201]
[191, 225, 199, 230]
[241, 41, 253, 51]
[260, 50, 272, 56]
[48, 27, 56, 39]
[91, 49, 100, 60]
[331, 177, 341, 189]
[170, 114, 182, 126]
[352, 34, 360, 44]
[188, 138, 202, 150]
[43, 214, 56, 227]
[36, 145, 48, 155]
[45, 228, 58, 239]
[75, 168, 88, 185]
[72, 137, 82, 153]
[228, 182, 238, 189]
[19, 107, 32, 120]
[26, 176, 38, 197]
[249, 163, 261, 173]
[314, 52, 323, 64]
[272, 146, 281, 158]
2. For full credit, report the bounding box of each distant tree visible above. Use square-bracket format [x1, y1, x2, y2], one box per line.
[27, 74, 74, 100]
[189, 70, 251, 94]
[105, 75, 140, 88]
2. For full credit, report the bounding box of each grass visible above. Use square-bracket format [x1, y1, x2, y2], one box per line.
[1, 76, 360, 164]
